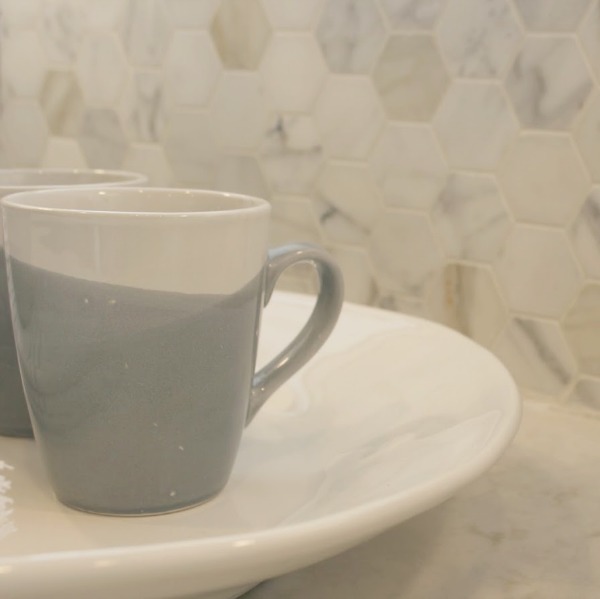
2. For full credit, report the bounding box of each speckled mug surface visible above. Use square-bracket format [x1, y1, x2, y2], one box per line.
[2, 187, 343, 516]
[0, 169, 146, 438]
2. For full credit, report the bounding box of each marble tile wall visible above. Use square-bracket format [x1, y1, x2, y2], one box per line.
[1, 0, 600, 405]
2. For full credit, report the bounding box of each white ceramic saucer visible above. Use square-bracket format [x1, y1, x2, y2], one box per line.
[0, 292, 520, 599]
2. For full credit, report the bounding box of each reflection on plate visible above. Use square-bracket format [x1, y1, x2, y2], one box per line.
[0, 292, 520, 599]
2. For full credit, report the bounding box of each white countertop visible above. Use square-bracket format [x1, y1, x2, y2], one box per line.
[244, 399, 600, 599]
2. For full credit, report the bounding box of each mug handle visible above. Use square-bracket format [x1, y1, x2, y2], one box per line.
[246, 243, 344, 424]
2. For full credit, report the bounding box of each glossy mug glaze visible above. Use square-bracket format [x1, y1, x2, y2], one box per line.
[0, 169, 146, 438]
[2, 187, 344, 515]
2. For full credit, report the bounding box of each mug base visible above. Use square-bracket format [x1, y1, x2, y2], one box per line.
[57, 489, 223, 518]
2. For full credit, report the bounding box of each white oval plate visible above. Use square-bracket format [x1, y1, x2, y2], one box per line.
[0, 293, 520, 599]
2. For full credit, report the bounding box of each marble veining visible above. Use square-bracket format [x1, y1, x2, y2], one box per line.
[314, 162, 383, 246]
[369, 212, 443, 298]
[120, 0, 170, 66]
[493, 317, 577, 396]
[571, 189, 600, 279]
[316, 0, 386, 74]
[314, 199, 370, 245]
[40, 0, 86, 64]
[431, 173, 511, 262]
[437, 0, 522, 78]
[315, 76, 384, 160]
[506, 37, 593, 129]
[260, 116, 323, 194]
[316, 162, 382, 241]
[119, 71, 165, 143]
[433, 82, 518, 170]
[369, 124, 448, 211]
[246, 403, 600, 599]
[378, 0, 446, 30]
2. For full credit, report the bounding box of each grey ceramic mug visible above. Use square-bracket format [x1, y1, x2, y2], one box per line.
[2, 187, 344, 516]
[0, 169, 147, 438]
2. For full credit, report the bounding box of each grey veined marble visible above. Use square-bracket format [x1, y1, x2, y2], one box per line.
[506, 37, 593, 129]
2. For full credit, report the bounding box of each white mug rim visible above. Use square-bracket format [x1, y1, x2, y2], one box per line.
[1, 187, 271, 219]
[0, 168, 147, 191]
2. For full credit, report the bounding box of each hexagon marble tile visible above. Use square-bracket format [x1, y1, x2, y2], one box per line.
[495, 225, 583, 318]
[260, 0, 323, 30]
[574, 91, 600, 181]
[78, 108, 128, 169]
[316, 0, 386, 74]
[163, 0, 220, 29]
[118, 0, 171, 67]
[437, 0, 522, 79]
[259, 114, 323, 194]
[1, 0, 42, 30]
[430, 173, 512, 262]
[314, 161, 384, 245]
[570, 188, 600, 279]
[4, 0, 600, 402]
[563, 283, 600, 377]
[118, 70, 165, 143]
[209, 72, 270, 151]
[497, 133, 590, 226]
[579, 1, 600, 83]
[513, 0, 592, 32]
[369, 124, 447, 211]
[425, 263, 507, 348]
[505, 36, 593, 130]
[2, 29, 47, 97]
[378, 0, 447, 30]
[369, 210, 444, 298]
[76, 32, 128, 108]
[0, 100, 48, 166]
[122, 144, 173, 187]
[328, 245, 376, 305]
[40, 70, 85, 137]
[42, 137, 86, 168]
[160, 111, 217, 187]
[260, 34, 327, 112]
[39, 0, 86, 65]
[314, 76, 384, 160]
[433, 82, 518, 170]
[163, 31, 221, 108]
[211, 0, 271, 70]
[493, 317, 578, 397]
[372, 34, 449, 122]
